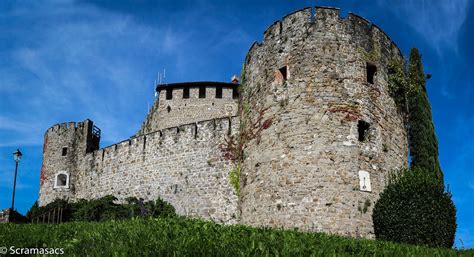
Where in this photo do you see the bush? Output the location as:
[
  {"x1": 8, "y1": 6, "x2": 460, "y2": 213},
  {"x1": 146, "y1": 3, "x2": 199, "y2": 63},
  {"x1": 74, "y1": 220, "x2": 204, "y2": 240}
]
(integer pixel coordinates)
[
  {"x1": 7, "y1": 209, "x2": 28, "y2": 224},
  {"x1": 26, "y1": 196, "x2": 176, "y2": 223},
  {"x1": 373, "y1": 168, "x2": 456, "y2": 248}
]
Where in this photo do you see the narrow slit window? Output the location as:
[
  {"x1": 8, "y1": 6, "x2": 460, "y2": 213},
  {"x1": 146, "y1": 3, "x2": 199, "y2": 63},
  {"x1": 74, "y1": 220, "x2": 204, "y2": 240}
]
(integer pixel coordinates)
[
  {"x1": 183, "y1": 88, "x2": 190, "y2": 99},
  {"x1": 232, "y1": 87, "x2": 239, "y2": 99},
  {"x1": 366, "y1": 63, "x2": 377, "y2": 84},
  {"x1": 358, "y1": 120, "x2": 370, "y2": 142},
  {"x1": 166, "y1": 89, "x2": 173, "y2": 100},
  {"x1": 279, "y1": 66, "x2": 288, "y2": 81},
  {"x1": 215, "y1": 87, "x2": 223, "y2": 99},
  {"x1": 167, "y1": 106, "x2": 171, "y2": 113},
  {"x1": 199, "y1": 86, "x2": 206, "y2": 98},
  {"x1": 62, "y1": 147, "x2": 68, "y2": 156}
]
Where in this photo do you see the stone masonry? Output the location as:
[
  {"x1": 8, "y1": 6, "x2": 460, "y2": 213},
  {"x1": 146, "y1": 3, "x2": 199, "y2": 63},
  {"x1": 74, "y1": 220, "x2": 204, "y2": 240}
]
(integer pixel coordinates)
[
  {"x1": 239, "y1": 7, "x2": 408, "y2": 238},
  {"x1": 38, "y1": 6, "x2": 408, "y2": 238}
]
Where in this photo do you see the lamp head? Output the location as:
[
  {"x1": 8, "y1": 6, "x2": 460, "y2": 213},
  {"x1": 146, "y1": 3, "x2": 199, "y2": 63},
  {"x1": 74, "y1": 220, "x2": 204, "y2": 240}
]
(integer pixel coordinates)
[{"x1": 13, "y1": 149, "x2": 22, "y2": 162}]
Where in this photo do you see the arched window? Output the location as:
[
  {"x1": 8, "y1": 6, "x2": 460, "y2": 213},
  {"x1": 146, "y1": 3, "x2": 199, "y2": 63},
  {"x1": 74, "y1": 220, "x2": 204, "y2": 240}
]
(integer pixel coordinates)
[{"x1": 54, "y1": 172, "x2": 70, "y2": 189}]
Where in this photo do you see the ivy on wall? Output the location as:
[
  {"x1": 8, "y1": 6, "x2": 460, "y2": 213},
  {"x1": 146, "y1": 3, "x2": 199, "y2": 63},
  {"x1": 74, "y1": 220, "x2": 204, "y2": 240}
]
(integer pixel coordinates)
[{"x1": 387, "y1": 48, "x2": 443, "y2": 182}]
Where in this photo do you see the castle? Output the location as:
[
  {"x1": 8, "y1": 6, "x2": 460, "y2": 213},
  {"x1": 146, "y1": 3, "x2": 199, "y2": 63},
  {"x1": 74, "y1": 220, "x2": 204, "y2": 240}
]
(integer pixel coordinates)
[{"x1": 38, "y1": 7, "x2": 408, "y2": 238}]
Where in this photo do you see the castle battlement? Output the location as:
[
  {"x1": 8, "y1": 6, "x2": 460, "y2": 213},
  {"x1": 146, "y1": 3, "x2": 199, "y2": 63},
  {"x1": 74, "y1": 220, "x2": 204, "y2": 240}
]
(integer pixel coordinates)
[
  {"x1": 89, "y1": 116, "x2": 238, "y2": 163},
  {"x1": 253, "y1": 7, "x2": 402, "y2": 65},
  {"x1": 137, "y1": 82, "x2": 239, "y2": 136}
]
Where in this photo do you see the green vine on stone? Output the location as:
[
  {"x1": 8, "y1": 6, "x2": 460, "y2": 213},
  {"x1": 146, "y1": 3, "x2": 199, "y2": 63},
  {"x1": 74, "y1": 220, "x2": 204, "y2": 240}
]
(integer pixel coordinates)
[
  {"x1": 228, "y1": 164, "x2": 241, "y2": 198},
  {"x1": 358, "y1": 47, "x2": 381, "y2": 63}
]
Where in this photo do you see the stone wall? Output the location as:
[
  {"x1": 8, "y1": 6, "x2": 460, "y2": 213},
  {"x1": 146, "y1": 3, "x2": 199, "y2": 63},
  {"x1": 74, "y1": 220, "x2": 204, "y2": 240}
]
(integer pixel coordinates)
[
  {"x1": 39, "y1": 117, "x2": 239, "y2": 224},
  {"x1": 137, "y1": 83, "x2": 239, "y2": 135},
  {"x1": 39, "y1": 120, "x2": 99, "y2": 205},
  {"x1": 239, "y1": 7, "x2": 408, "y2": 238}
]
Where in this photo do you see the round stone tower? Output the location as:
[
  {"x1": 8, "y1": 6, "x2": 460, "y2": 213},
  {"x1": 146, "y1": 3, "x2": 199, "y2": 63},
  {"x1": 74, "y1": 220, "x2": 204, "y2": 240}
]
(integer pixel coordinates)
[
  {"x1": 239, "y1": 7, "x2": 408, "y2": 238},
  {"x1": 38, "y1": 120, "x2": 100, "y2": 206}
]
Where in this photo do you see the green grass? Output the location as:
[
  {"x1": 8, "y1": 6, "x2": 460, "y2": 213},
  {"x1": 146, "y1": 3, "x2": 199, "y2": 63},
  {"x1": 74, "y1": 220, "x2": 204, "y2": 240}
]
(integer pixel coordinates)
[{"x1": 0, "y1": 217, "x2": 472, "y2": 256}]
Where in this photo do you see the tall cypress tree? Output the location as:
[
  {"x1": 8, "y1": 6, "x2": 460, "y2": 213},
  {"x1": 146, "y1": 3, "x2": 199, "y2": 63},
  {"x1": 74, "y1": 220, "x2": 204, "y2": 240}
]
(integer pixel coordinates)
[{"x1": 407, "y1": 48, "x2": 443, "y2": 182}]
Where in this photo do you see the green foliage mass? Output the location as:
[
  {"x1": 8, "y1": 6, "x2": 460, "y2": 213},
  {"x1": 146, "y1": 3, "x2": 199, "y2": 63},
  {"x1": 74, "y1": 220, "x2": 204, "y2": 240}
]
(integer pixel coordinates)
[
  {"x1": 377, "y1": 48, "x2": 455, "y2": 248},
  {"x1": 26, "y1": 195, "x2": 175, "y2": 223},
  {"x1": 229, "y1": 164, "x2": 241, "y2": 198},
  {"x1": 387, "y1": 59, "x2": 409, "y2": 112},
  {"x1": 387, "y1": 49, "x2": 443, "y2": 181},
  {"x1": 373, "y1": 168, "x2": 456, "y2": 248},
  {"x1": 407, "y1": 49, "x2": 443, "y2": 181},
  {"x1": 1, "y1": 216, "x2": 471, "y2": 256}
]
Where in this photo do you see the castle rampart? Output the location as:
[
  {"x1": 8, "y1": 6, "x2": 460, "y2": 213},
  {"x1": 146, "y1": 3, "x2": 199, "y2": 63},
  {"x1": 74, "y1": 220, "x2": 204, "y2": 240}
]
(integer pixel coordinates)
[
  {"x1": 38, "y1": 6, "x2": 410, "y2": 238},
  {"x1": 39, "y1": 117, "x2": 239, "y2": 223},
  {"x1": 239, "y1": 7, "x2": 408, "y2": 238}
]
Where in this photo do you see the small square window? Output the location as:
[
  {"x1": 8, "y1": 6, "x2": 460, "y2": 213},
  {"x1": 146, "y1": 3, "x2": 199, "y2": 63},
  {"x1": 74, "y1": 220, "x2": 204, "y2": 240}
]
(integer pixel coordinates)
[
  {"x1": 216, "y1": 87, "x2": 223, "y2": 99},
  {"x1": 62, "y1": 147, "x2": 68, "y2": 156},
  {"x1": 199, "y1": 86, "x2": 206, "y2": 98},
  {"x1": 183, "y1": 88, "x2": 190, "y2": 99},
  {"x1": 166, "y1": 89, "x2": 173, "y2": 100}
]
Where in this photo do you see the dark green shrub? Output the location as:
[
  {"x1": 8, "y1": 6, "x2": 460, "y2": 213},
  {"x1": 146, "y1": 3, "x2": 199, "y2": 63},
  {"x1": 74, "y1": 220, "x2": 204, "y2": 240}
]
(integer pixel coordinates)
[
  {"x1": 373, "y1": 168, "x2": 456, "y2": 248},
  {"x1": 70, "y1": 195, "x2": 129, "y2": 221},
  {"x1": 26, "y1": 196, "x2": 176, "y2": 223},
  {"x1": 7, "y1": 209, "x2": 28, "y2": 224}
]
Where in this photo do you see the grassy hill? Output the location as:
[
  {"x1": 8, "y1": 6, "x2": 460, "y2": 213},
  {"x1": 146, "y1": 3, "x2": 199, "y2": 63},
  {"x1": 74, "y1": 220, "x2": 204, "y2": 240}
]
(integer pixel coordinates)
[{"x1": 0, "y1": 217, "x2": 472, "y2": 256}]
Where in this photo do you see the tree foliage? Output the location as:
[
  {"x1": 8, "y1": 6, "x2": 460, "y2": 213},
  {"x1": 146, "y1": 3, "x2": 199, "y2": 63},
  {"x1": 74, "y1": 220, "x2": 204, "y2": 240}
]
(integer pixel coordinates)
[
  {"x1": 26, "y1": 196, "x2": 175, "y2": 223},
  {"x1": 373, "y1": 168, "x2": 456, "y2": 248},
  {"x1": 407, "y1": 49, "x2": 443, "y2": 181},
  {"x1": 377, "y1": 48, "x2": 456, "y2": 247}
]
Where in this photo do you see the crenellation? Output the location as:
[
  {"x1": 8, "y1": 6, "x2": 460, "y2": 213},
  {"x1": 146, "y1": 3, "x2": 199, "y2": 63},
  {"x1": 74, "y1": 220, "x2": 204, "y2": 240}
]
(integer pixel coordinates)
[{"x1": 314, "y1": 6, "x2": 341, "y2": 22}]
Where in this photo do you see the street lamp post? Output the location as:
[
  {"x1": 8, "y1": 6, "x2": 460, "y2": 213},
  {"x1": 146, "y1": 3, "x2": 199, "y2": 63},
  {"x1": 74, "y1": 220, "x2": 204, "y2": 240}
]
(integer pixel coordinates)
[{"x1": 11, "y1": 149, "x2": 22, "y2": 212}]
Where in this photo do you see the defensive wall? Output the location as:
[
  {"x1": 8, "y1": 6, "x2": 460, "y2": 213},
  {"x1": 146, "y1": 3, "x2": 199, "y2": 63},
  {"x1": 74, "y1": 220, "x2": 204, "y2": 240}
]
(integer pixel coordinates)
[{"x1": 39, "y1": 117, "x2": 240, "y2": 224}]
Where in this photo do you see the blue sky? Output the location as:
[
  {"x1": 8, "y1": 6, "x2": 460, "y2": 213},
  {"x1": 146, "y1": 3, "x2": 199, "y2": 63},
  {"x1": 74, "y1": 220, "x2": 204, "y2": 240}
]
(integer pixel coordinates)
[{"x1": 0, "y1": 0, "x2": 472, "y2": 248}]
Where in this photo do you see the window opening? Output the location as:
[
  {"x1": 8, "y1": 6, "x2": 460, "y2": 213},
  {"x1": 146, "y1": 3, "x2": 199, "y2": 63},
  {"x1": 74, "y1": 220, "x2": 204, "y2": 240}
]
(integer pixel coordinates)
[
  {"x1": 358, "y1": 120, "x2": 370, "y2": 142},
  {"x1": 54, "y1": 173, "x2": 69, "y2": 188},
  {"x1": 167, "y1": 106, "x2": 171, "y2": 113},
  {"x1": 279, "y1": 66, "x2": 288, "y2": 81},
  {"x1": 366, "y1": 63, "x2": 377, "y2": 84},
  {"x1": 62, "y1": 147, "x2": 68, "y2": 156}
]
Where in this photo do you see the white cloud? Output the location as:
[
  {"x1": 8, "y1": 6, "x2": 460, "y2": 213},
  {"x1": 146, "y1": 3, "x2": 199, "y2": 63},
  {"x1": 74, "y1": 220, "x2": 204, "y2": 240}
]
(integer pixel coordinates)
[{"x1": 377, "y1": 0, "x2": 469, "y2": 53}]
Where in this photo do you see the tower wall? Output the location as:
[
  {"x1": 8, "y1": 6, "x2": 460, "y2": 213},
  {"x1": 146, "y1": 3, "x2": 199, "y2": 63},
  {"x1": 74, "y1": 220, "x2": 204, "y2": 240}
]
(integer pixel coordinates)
[
  {"x1": 137, "y1": 83, "x2": 239, "y2": 135},
  {"x1": 239, "y1": 7, "x2": 408, "y2": 238},
  {"x1": 39, "y1": 120, "x2": 99, "y2": 206}
]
